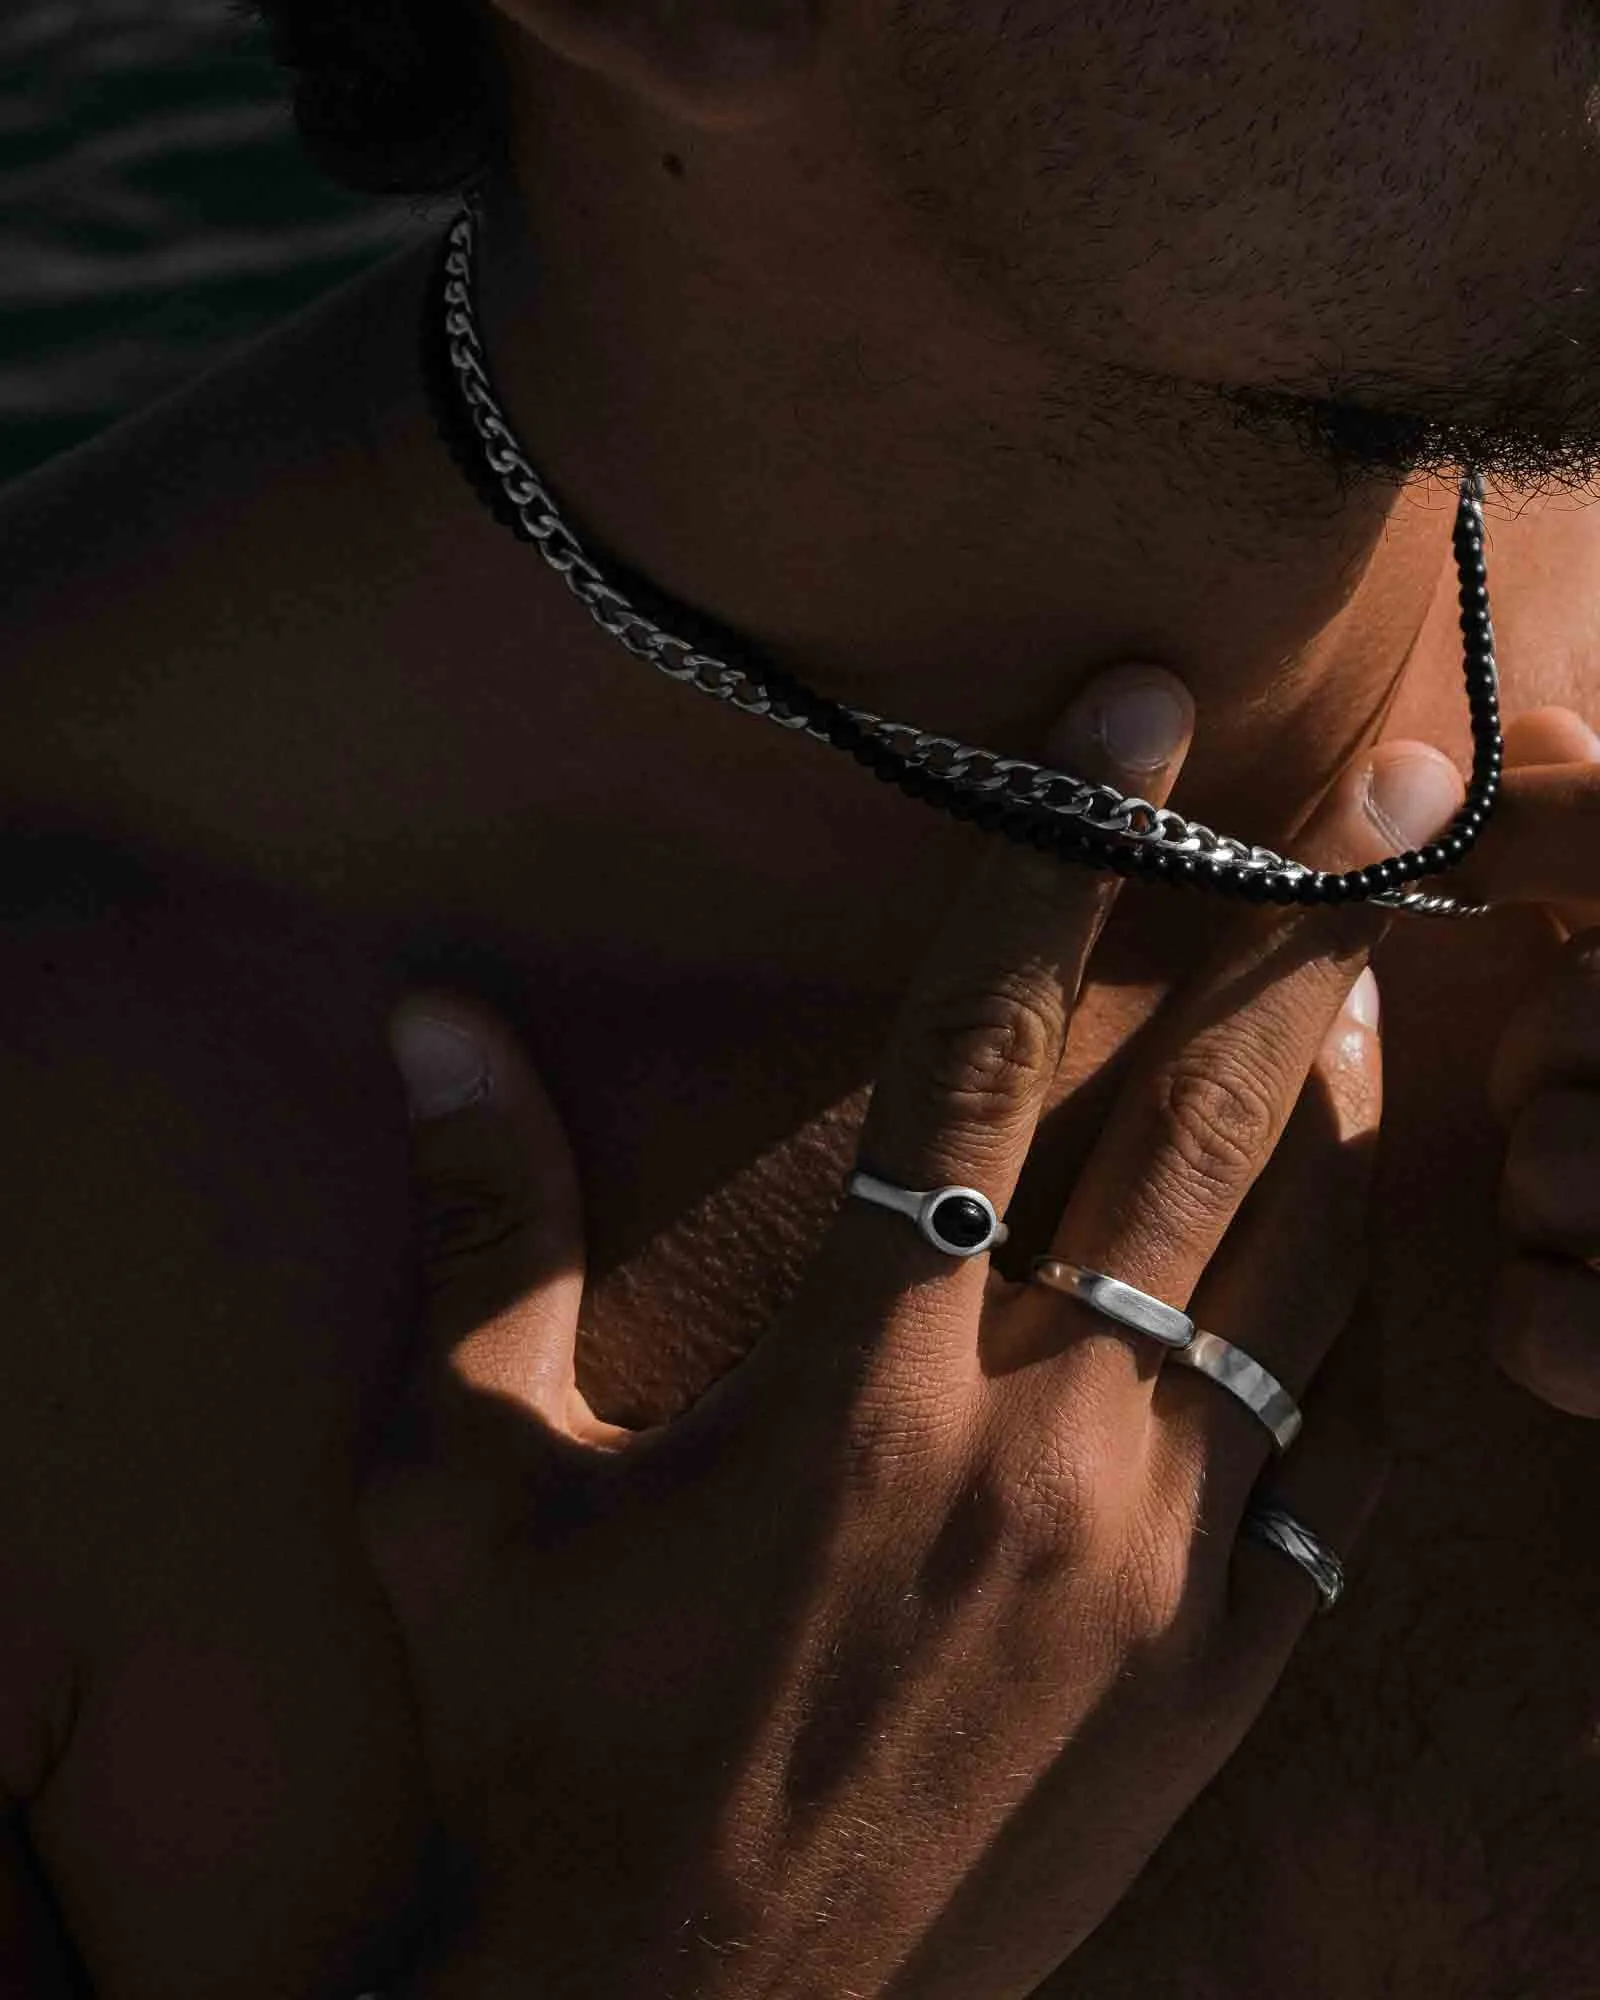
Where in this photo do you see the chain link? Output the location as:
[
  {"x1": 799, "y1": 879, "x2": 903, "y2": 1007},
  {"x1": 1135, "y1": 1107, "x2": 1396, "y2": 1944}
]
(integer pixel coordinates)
[{"x1": 440, "y1": 209, "x2": 1489, "y2": 918}]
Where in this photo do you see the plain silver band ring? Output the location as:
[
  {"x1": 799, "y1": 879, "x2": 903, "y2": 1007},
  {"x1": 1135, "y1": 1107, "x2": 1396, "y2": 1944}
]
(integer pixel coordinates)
[
  {"x1": 1242, "y1": 1503, "x2": 1346, "y2": 1611},
  {"x1": 1166, "y1": 1329, "x2": 1303, "y2": 1452},
  {"x1": 846, "y1": 1171, "x2": 1009, "y2": 1259},
  {"x1": 1030, "y1": 1261, "x2": 1302, "y2": 1451},
  {"x1": 1030, "y1": 1260, "x2": 1195, "y2": 1349}
]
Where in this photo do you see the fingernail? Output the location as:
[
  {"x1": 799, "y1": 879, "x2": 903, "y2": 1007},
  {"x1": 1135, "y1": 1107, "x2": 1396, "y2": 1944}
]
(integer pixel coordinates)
[
  {"x1": 1344, "y1": 967, "x2": 1381, "y2": 1031},
  {"x1": 389, "y1": 1013, "x2": 492, "y2": 1120},
  {"x1": 1052, "y1": 665, "x2": 1193, "y2": 774},
  {"x1": 1363, "y1": 747, "x2": 1464, "y2": 849}
]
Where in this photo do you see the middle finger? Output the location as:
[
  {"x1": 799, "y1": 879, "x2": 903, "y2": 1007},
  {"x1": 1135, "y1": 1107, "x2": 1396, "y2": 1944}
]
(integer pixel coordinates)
[{"x1": 1016, "y1": 740, "x2": 1462, "y2": 1421}]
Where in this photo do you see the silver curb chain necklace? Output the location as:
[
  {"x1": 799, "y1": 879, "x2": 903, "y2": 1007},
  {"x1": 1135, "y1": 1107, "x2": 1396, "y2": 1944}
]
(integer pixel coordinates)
[{"x1": 430, "y1": 198, "x2": 1501, "y2": 920}]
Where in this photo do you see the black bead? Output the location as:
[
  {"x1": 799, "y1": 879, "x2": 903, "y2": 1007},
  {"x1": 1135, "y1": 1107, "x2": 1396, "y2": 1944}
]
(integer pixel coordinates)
[
  {"x1": 1392, "y1": 850, "x2": 1428, "y2": 881},
  {"x1": 1267, "y1": 873, "x2": 1299, "y2": 904},
  {"x1": 1362, "y1": 861, "x2": 1399, "y2": 892},
  {"x1": 1338, "y1": 869, "x2": 1372, "y2": 899},
  {"x1": 1169, "y1": 853, "x2": 1198, "y2": 883},
  {"x1": 1442, "y1": 833, "x2": 1469, "y2": 863},
  {"x1": 929, "y1": 1194, "x2": 992, "y2": 1252},
  {"x1": 1239, "y1": 872, "x2": 1273, "y2": 902}
]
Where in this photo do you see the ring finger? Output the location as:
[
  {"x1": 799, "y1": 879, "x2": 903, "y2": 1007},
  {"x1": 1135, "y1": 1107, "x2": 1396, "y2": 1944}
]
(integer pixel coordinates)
[
  {"x1": 1154, "y1": 963, "x2": 1382, "y2": 1523},
  {"x1": 1012, "y1": 740, "x2": 1459, "y2": 1434}
]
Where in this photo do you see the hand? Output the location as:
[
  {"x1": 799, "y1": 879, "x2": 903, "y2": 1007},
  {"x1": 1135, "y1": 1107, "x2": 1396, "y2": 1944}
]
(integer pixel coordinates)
[
  {"x1": 364, "y1": 664, "x2": 1452, "y2": 2000},
  {"x1": 1470, "y1": 706, "x2": 1600, "y2": 1416}
]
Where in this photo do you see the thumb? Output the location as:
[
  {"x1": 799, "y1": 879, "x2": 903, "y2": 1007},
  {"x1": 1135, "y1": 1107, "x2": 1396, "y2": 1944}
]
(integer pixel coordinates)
[{"x1": 388, "y1": 992, "x2": 603, "y2": 1441}]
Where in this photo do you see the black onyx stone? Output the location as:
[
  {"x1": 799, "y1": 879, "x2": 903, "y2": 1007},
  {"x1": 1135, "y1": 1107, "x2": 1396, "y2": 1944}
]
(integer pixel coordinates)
[{"x1": 930, "y1": 1194, "x2": 992, "y2": 1251}]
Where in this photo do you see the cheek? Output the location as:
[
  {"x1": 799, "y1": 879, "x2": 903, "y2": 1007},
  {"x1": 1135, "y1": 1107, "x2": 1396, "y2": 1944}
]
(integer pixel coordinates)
[{"x1": 850, "y1": 0, "x2": 1600, "y2": 389}]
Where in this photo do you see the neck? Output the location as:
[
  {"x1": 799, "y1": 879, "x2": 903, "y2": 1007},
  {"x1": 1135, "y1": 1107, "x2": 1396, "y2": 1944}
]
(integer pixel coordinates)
[{"x1": 458, "y1": 84, "x2": 1469, "y2": 864}]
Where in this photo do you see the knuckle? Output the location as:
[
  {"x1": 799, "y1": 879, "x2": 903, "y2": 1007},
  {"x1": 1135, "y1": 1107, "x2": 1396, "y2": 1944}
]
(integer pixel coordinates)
[
  {"x1": 895, "y1": 973, "x2": 1064, "y2": 1140},
  {"x1": 1003, "y1": 1439, "x2": 1097, "y2": 1572},
  {"x1": 1151, "y1": 1051, "x2": 1280, "y2": 1212},
  {"x1": 1112, "y1": 1515, "x2": 1202, "y2": 1651},
  {"x1": 984, "y1": 1413, "x2": 1119, "y2": 1584},
  {"x1": 417, "y1": 1164, "x2": 539, "y2": 1278}
]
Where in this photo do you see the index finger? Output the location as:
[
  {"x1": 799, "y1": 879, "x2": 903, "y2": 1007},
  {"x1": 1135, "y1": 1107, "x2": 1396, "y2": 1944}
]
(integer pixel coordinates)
[{"x1": 796, "y1": 664, "x2": 1195, "y2": 1347}]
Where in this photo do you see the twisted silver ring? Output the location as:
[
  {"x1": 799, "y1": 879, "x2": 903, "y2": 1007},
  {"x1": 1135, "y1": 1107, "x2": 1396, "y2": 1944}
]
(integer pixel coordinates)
[
  {"x1": 1030, "y1": 1260, "x2": 1302, "y2": 1451},
  {"x1": 1242, "y1": 1503, "x2": 1346, "y2": 1611},
  {"x1": 847, "y1": 1170, "x2": 1009, "y2": 1259}
]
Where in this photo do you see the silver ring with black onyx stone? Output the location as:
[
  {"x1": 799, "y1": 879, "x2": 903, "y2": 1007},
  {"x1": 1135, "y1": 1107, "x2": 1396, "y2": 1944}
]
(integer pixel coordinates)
[{"x1": 845, "y1": 1170, "x2": 1010, "y2": 1259}]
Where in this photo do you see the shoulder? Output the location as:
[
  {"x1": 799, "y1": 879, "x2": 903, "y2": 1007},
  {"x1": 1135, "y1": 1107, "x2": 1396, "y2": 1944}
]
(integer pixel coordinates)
[{"x1": 0, "y1": 230, "x2": 441, "y2": 842}]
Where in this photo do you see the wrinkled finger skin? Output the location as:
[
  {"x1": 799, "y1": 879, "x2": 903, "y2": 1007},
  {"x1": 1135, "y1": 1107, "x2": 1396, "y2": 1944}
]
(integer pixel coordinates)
[{"x1": 366, "y1": 746, "x2": 1418, "y2": 2000}]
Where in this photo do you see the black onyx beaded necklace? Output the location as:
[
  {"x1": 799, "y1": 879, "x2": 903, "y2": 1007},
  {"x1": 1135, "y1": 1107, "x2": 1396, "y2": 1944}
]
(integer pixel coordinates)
[{"x1": 426, "y1": 199, "x2": 1501, "y2": 919}]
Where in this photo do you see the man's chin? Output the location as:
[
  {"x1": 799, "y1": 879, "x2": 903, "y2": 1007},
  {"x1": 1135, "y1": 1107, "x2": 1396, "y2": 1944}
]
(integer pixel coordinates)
[{"x1": 1223, "y1": 380, "x2": 1600, "y2": 498}]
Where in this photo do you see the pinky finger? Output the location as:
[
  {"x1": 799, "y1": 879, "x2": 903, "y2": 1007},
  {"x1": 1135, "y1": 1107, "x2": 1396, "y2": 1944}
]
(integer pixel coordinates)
[
  {"x1": 1492, "y1": 1255, "x2": 1600, "y2": 1420},
  {"x1": 1217, "y1": 1297, "x2": 1392, "y2": 1692}
]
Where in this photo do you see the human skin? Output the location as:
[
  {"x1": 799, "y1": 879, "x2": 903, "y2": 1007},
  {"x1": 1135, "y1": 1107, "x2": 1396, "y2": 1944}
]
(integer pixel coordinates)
[{"x1": 0, "y1": 0, "x2": 1596, "y2": 1990}]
